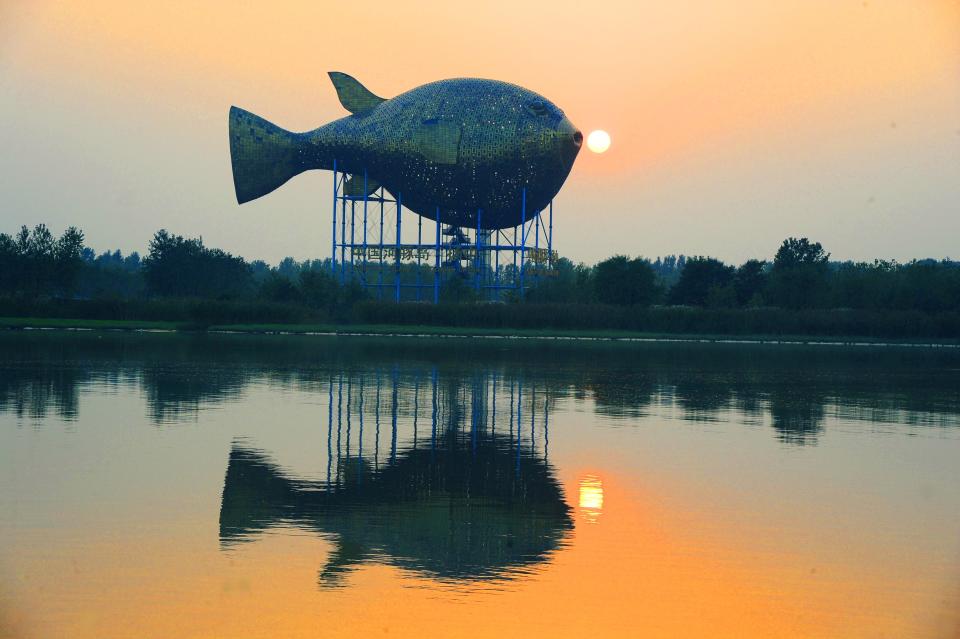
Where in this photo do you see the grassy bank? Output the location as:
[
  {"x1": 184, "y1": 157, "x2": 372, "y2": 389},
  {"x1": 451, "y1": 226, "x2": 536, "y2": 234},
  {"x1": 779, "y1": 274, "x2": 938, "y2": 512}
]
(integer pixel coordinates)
[
  {"x1": 0, "y1": 317, "x2": 189, "y2": 331},
  {"x1": 352, "y1": 302, "x2": 960, "y2": 340},
  {"x1": 2, "y1": 297, "x2": 959, "y2": 343},
  {"x1": 2, "y1": 316, "x2": 958, "y2": 345}
]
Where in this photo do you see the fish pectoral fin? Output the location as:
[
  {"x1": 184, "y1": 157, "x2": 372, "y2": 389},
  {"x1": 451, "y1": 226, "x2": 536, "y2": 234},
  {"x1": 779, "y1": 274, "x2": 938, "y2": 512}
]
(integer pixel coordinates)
[
  {"x1": 343, "y1": 175, "x2": 382, "y2": 197},
  {"x1": 413, "y1": 119, "x2": 461, "y2": 165},
  {"x1": 327, "y1": 71, "x2": 386, "y2": 116}
]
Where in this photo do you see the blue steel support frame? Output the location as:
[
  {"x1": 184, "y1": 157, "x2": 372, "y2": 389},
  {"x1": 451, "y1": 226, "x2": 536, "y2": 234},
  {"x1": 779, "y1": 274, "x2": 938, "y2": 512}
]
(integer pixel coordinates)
[
  {"x1": 378, "y1": 195, "x2": 384, "y2": 299},
  {"x1": 534, "y1": 204, "x2": 540, "y2": 290},
  {"x1": 395, "y1": 193, "x2": 402, "y2": 303},
  {"x1": 548, "y1": 201, "x2": 553, "y2": 269},
  {"x1": 362, "y1": 170, "x2": 368, "y2": 285},
  {"x1": 519, "y1": 188, "x2": 527, "y2": 299},
  {"x1": 340, "y1": 192, "x2": 347, "y2": 284},
  {"x1": 474, "y1": 209, "x2": 482, "y2": 293},
  {"x1": 350, "y1": 199, "x2": 356, "y2": 280},
  {"x1": 416, "y1": 213, "x2": 423, "y2": 301},
  {"x1": 330, "y1": 160, "x2": 338, "y2": 275},
  {"x1": 434, "y1": 206, "x2": 440, "y2": 304},
  {"x1": 331, "y1": 172, "x2": 552, "y2": 303}
]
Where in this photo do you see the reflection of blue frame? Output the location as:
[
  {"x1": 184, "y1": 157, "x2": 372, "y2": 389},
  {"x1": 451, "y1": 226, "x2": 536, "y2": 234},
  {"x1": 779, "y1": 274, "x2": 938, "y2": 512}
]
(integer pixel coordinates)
[{"x1": 321, "y1": 369, "x2": 554, "y2": 483}]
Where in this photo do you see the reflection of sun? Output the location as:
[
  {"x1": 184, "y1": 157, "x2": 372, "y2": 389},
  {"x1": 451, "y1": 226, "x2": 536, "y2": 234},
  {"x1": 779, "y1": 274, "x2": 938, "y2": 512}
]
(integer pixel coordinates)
[{"x1": 578, "y1": 475, "x2": 604, "y2": 523}]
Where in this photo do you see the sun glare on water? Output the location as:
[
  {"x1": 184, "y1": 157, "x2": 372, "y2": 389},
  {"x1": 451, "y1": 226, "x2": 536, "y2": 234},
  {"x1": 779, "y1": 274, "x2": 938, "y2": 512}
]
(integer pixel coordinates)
[
  {"x1": 586, "y1": 130, "x2": 611, "y2": 153},
  {"x1": 578, "y1": 475, "x2": 604, "y2": 523}
]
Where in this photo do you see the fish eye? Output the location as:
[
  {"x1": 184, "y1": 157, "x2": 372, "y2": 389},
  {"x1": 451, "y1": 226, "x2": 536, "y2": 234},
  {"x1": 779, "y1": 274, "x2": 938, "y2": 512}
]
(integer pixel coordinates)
[{"x1": 525, "y1": 101, "x2": 549, "y2": 117}]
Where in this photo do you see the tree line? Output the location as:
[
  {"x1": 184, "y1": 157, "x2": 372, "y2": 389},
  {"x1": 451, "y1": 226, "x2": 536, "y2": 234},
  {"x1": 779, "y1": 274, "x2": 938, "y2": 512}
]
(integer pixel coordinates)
[
  {"x1": 528, "y1": 238, "x2": 960, "y2": 313},
  {"x1": 2, "y1": 224, "x2": 958, "y2": 317}
]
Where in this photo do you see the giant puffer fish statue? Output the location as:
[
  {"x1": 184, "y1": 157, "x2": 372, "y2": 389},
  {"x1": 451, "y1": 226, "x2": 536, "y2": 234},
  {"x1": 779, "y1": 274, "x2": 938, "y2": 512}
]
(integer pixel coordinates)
[{"x1": 229, "y1": 72, "x2": 582, "y2": 230}]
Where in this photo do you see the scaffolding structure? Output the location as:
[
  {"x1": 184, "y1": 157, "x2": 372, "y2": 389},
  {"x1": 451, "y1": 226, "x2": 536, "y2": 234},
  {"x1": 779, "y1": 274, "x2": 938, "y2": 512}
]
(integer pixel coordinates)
[{"x1": 329, "y1": 162, "x2": 556, "y2": 302}]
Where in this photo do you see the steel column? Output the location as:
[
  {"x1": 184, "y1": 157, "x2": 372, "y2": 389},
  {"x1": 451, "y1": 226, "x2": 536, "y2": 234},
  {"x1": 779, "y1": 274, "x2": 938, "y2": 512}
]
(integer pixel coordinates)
[
  {"x1": 434, "y1": 208, "x2": 440, "y2": 304},
  {"x1": 331, "y1": 161, "x2": 337, "y2": 275},
  {"x1": 395, "y1": 193, "x2": 402, "y2": 302}
]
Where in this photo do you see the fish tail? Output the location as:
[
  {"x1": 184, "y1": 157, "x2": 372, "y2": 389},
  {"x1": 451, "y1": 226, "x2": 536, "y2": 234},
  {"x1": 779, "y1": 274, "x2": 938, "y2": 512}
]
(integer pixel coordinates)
[{"x1": 228, "y1": 106, "x2": 309, "y2": 204}]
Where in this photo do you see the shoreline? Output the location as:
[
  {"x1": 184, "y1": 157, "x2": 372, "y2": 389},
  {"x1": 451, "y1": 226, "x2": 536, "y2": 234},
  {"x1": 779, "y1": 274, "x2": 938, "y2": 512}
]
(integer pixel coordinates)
[{"x1": 1, "y1": 316, "x2": 958, "y2": 348}]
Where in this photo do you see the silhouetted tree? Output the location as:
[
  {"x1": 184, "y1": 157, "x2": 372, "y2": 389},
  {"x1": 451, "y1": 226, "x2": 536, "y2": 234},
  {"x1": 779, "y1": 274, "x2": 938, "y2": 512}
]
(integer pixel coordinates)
[
  {"x1": 651, "y1": 254, "x2": 686, "y2": 288},
  {"x1": 276, "y1": 257, "x2": 300, "y2": 281},
  {"x1": 0, "y1": 224, "x2": 84, "y2": 297},
  {"x1": 894, "y1": 260, "x2": 960, "y2": 313},
  {"x1": 142, "y1": 230, "x2": 252, "y2": 298},
  {"x1": 76, "y1": 247, "x2": 144, "y2": 299},
  {"x1": 249, "y1": 260, "x2": 271, "y2": 285},
  {"x1": 299, "y1": 269, "x2": 340, "y2": 308},
  {"x1": 22, "y1": 224, "x2": 55, "y2": 295},
  {"x1": 668, "y1": 257, "x2": 734, "y2": 306},
  {"x1": 593, "y1": 256, "x2": 659, "y2": 306},
  {"x1": 525, "y1": 258, "x2": 594, "y2": 304},
  {"x1": 0, "y1": 233, "x2": 19, "y2": 294},
  {"x1": 767, "y1": 237, "x2": 830, "y2": 309},
  {"x1": 53, "y1": 226, "x2": 85, "y2": 295},
  {"x1": 831, "y1": 260, "x2": 895, "y2": 310},
  {"x1": 733, "y1": 259, "x2": 767, "y2": 306},
  {"x1": 440, "y1": 273, "x2": 480, "y2": 304},
  {"x1": 259, "y1": 272, "x2": 302, "y2": 304}
]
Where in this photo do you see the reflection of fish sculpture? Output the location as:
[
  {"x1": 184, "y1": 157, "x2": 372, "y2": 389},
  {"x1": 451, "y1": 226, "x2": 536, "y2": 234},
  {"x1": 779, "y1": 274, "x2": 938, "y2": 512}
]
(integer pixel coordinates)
[
  {"x1": 229, "y1": 73, "x2": 582, "y2": 229},
  {"x1": 219, "y1": 434, "x2": 571, "y2": 584}
]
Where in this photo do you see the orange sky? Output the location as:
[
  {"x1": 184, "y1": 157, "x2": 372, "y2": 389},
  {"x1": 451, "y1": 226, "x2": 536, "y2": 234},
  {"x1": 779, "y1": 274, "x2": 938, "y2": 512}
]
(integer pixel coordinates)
[{"x1": 1, "y1": 0, "x2": 958, "y2": 263}]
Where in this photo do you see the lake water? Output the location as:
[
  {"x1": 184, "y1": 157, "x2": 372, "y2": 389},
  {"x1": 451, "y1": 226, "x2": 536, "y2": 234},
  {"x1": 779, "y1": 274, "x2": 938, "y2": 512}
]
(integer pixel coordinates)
[{"x1": 1, "y1": 331, "x2": 959, "y2": 638}]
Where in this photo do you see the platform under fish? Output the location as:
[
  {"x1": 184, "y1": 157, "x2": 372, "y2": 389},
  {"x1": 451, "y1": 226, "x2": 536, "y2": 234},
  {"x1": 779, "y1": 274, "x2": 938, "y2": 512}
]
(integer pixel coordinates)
[{"x1": 229, "y1": 73, "x2": 582, "y2": 230}]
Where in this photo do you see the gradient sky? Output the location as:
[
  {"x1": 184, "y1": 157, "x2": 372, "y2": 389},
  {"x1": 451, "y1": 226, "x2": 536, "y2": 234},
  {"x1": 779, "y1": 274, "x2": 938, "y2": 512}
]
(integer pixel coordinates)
[{"x1": 1, "y1": 0, "x2": 958, "y2": 265}]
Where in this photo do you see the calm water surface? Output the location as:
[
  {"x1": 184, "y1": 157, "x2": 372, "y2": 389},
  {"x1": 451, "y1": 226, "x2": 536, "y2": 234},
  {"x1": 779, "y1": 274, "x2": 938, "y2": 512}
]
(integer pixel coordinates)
[{"x1": 1, "y1": 332, "x2": 959, "y2": 638}]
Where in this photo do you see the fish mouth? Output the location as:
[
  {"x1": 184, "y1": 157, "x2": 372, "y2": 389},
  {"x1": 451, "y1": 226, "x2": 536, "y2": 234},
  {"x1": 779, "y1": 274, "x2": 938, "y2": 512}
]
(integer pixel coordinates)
[{"x1": 555, "y1": 117, "x2": 582, "y2": 165}]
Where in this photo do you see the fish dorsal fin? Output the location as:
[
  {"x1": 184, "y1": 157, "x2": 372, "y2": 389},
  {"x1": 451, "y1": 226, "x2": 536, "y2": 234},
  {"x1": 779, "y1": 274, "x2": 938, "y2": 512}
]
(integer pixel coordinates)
[
  {"x1": 328, "y1": 72, "x2": 386, "y2": 116},
  {"x1": 413, "y1": 118, "x2": 461, "y2": 165}
]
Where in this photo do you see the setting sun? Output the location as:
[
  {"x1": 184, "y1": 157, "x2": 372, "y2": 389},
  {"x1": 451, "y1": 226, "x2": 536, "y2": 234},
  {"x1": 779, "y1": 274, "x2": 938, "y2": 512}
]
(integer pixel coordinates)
[{"x1": 586, "y1": 130, "x2": 611, "y2": 154}]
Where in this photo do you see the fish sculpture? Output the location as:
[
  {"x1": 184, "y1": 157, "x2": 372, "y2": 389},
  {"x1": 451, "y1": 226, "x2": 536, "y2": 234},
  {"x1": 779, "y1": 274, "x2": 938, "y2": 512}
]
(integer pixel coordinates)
[
  {"x1": 229, "y1": 73, "x2": 582, "y2": 229},
  {"x1": 219, "y1": 434, "x2": 572, "y2": 585}
]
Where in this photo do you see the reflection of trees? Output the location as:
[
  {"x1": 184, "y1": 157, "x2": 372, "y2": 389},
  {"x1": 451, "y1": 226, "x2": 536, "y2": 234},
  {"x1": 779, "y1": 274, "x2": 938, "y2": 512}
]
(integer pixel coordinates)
[
  {"x1": 140, "y1": 363, "x2": 248, "y2": 424},
  {"x1": 671, "y1": 372, "x2": 735, "y2": 422},
  {"x1": 1, "y1": 333, "x2": 960, "y2": 446},
  {"x1": 566, "y1": 344, "x2": 960, "y2": 446},
  {"x1": 0, "y1": 362, "x2": 83, "y2": 420},
  {"x1": 767, "y1": 384, "x2": 827, "y2": 445},
  {"x1": 585, "y1": 370, "x2": 655, "y2": 418}
]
